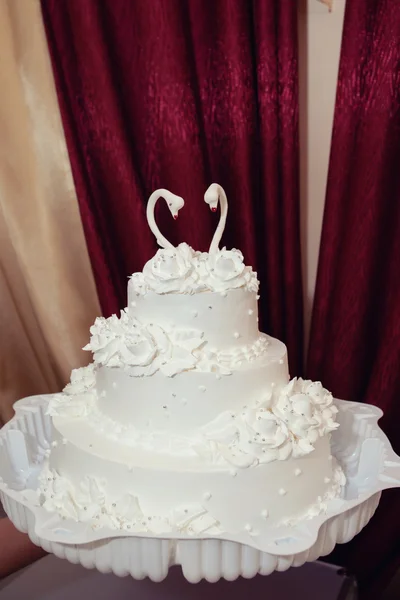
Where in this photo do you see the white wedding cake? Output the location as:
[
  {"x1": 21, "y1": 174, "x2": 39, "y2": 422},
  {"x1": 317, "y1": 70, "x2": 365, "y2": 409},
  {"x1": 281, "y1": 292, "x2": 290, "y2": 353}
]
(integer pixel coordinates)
[{"x1": 39, "y1": 184, "x2": 345, "y2": 537}]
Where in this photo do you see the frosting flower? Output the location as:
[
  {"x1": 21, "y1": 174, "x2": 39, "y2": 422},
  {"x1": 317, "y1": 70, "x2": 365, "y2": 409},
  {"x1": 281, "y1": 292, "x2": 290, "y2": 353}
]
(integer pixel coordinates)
[
  {"x1": 142, "y1": 243, "x2": 199, "y2": 293},
  {"x1": 194, "y1": 248, "x2": 258, "y2": 293},
  {"x1": 129, "y1": 272, "x2": 147, "y2": 295},
  {"x1": 63, "y1": 364, "x2": 95, "y2": 396},
  {"x1": 272, "y1": 378, "x2": 339, "y2": 456},
  {"x1": 239, "y1": 408, "x2": 293, "y2": 461},
  {"x1": 83, "y1": 310, "x2": 163, "y2": 373},
  {"x1": 118, "y1": 317, "x2": 164, "y2": 375},
  {"x1": 48, "y1": 364, "x2": 96, "y2": 418},
  {"x1": 200, "y1": 405, "x2": 292, "y2": 467},
  {"x1": 83, "y1": 314, "x2": 123, "y2": 367},
  {"x1": 83, "y1": 309, "x2": 204, "y2": 377}
]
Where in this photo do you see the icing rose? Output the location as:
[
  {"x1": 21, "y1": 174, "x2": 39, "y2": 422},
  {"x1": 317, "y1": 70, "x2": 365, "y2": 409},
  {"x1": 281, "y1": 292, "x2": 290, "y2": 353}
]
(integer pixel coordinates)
[
  {"x1": 84, "y1": 309, "x2": 204, "y2": 376},
  {"x1": 38, "y1": 467, "x2": 220, "y2": 534},
  {"x1": 83, "y1": 314, "x2": 123, "y2": 367},
  {"x1": 194, "y1": 248, "x2": 259, "y2": 293},
  {"x1": 129, "y1": 272, "x2": 147, "y2": 295},
  {"x1": 63, "y1": 364, "x2": 95, "y2": 396},
  {"x1": 272, "y1": 378, "x2": 339, "y2": 456},
  {"x1": 200, "y1": 404, "x2": 292, "y2": 467},
  {"x1": 142, "y1": 242, "x2": 199, "y2": 293},
  {"x1": 239, "y1": 407, "x2": 293, "y2": 461},
  {"x1": 83, "y1": 311, "x2": 161, "y2": 372},
  {"x1": 118, "y1": 315, "x2": 164, "y2": 375}
]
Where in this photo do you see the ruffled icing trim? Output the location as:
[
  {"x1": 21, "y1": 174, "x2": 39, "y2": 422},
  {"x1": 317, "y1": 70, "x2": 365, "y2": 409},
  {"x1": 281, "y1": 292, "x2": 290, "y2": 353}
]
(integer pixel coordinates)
[{"x1": 38, "y1": 465, "x2": 220, "y2": 535}]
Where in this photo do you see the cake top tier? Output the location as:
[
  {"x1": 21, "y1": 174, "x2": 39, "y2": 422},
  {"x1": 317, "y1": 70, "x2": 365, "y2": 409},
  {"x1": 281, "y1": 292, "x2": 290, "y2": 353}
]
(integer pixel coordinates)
[{"x1": 130, "y1": 184, "x2": 259, "y2": 296}]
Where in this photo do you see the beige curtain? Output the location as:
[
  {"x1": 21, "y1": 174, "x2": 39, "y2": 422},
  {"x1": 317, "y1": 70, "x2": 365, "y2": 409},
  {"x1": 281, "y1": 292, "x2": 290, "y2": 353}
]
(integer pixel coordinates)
[{"x1": 0, "y1": 0, "x2": 101, "y2": 424}]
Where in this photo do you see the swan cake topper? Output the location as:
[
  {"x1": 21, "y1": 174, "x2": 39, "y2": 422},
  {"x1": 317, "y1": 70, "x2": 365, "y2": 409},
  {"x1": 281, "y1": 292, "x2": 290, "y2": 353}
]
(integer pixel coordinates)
[
  {"x1": 146, "y1": 184, "x2": 228, "y2": 254},
  {"x1": 129, "y1": 184, "x2": 257, "y2": 296}
]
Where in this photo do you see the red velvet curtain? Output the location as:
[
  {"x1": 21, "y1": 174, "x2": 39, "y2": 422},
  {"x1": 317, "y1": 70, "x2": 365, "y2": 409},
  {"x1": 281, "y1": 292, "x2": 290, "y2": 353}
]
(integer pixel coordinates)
[
  {"x1": 308, "y1": 0, "x2": 400, "y2": 596},
  {"x1": 41, "y1": 0, "x2": 303, "y2": 374}
]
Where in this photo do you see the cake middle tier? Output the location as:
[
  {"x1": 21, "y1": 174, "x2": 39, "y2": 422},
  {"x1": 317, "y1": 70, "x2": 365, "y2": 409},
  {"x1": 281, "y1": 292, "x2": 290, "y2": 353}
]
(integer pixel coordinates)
[{"x1": 95, "y1": 335, "x2": 289, "y2": 436}]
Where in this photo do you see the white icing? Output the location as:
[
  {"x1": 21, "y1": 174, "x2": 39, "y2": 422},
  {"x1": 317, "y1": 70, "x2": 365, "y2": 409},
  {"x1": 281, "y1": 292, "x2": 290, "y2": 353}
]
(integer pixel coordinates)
[
  {"x1": 200, "y1": 378, "x2": 340, "y2": 467},
  {"x1": 63, "y1": 364, "x2": 96, "y2": 395},
  {"x1": 94, "y1": 337, "x2": 288, "y2": 436},
  {"x1": 127, "y1": 286, "x2": 260, "y2": 351},
  {"x1": 83, "y1": 307, "x2": 271, "y2": 375},
  {"x1": 194, "y1": 248, "x2": 258, "y2": 293},
  {"x1": 273, "y1": 378, "x2": 339, "y2": 447},
  {"x1": 281, "y1": 461, "x2": 346, "y2": 525},
  {"x1": 83, "y1": 309, "x2": 204, "y2": 377},
  {"x1": 47, "y1": 364, "x2": 96, "y2": 419},
  {"x1": 129, "y1": 245, "x2": 258, "y2": 296},
  {"x1": 38, "y1": 465, "x2": 220, "y2": 535},
  {"x1": 40, "y1": 420, "x2": 345, "y2": 532},
  {"x1": 142, "y1": 243, "x2": 199, "y2": 293}
]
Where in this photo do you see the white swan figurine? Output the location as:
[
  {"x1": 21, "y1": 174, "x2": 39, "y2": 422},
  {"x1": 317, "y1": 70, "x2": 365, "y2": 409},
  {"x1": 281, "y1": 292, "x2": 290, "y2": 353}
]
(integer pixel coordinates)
[
  {"x1": 146, "y1": 189, "x2": 184, "y2": 249},
  {"x1": 204, "y1": 183, "x2": 228, "y2": 254}
]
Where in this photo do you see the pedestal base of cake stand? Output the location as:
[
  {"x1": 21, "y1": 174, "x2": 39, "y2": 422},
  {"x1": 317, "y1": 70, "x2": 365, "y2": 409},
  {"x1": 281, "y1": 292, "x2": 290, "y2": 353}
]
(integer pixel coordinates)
[{"x1": 1, "y1": 488, "x2": 380, "y2": 583}]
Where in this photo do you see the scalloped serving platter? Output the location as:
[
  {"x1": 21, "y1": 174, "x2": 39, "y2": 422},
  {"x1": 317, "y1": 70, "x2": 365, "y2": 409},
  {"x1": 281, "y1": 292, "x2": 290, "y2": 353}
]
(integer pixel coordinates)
[{"x1": 1, "y1": 396, "x2": 399, "y2": 581}]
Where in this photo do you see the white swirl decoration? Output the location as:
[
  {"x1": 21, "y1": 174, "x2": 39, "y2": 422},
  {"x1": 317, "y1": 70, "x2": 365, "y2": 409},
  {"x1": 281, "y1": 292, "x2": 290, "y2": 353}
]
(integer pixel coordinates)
[
  {"x1": 201, "y1": 378, "x2": 339, "y2": 467},
  {"x1": 83, "y1": 309, "x2": 204, "y2": 377},
  {"x1": 47, "y1": 364, "x2": 96, "y2": 419}
]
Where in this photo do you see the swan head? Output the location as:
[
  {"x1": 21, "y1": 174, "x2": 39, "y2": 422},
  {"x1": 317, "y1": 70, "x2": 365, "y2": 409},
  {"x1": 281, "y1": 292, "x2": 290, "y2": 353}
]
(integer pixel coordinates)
[
  {"x1": 166, "y1": 193, "x2": 185, "y2": 220},
  {"x1": 204, "y1": 184, "x2": 220, "y2": 213}
]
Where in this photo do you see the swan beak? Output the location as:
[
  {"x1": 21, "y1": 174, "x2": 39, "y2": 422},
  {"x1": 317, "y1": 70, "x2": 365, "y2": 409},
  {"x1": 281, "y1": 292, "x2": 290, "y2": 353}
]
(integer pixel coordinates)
[
  {"x1": 211, "y1": 206, "x2": 217, "y2": 212},
  {"x1": 173, "y1": 214, "x2": 178, "y2": 220}
]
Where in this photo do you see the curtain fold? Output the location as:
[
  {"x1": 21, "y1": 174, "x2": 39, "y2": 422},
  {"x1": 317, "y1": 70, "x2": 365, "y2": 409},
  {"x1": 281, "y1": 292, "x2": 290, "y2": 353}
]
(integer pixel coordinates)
[
  {"x1": 308, "y1": 0, "x2": 400, "y2": 595},
  {"x1": 0, "y1": 0, "x2": 101, "y2": 424},
  {"x1": 41, "y1": 0, "x2": 303, "y2": 375}
]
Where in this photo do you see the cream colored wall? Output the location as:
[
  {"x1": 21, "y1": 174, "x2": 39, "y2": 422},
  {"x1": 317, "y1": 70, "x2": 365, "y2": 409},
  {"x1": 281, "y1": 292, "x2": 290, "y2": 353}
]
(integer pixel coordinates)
[{"x1": 298, "y1": 0, "x2": 346, "y2": 355}]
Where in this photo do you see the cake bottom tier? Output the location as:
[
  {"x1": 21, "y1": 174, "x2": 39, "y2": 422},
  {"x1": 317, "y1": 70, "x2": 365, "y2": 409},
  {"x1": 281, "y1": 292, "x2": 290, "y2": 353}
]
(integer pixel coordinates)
[{"x1": 40, "y1": 417, "x2": 344, "y2": 537}]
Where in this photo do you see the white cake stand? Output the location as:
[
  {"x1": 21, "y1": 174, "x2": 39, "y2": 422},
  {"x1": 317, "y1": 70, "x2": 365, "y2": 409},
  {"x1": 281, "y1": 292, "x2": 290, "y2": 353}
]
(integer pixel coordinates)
[{"x1": 1, "y1": 396, "x2": 399, "y2": 583}]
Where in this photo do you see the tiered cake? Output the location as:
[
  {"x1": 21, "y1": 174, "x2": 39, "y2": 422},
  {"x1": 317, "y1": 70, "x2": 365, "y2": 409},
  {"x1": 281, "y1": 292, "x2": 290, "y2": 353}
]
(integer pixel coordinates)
[{"x1": 40, "y1": 184, "x2": 344, "y2": 537}]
